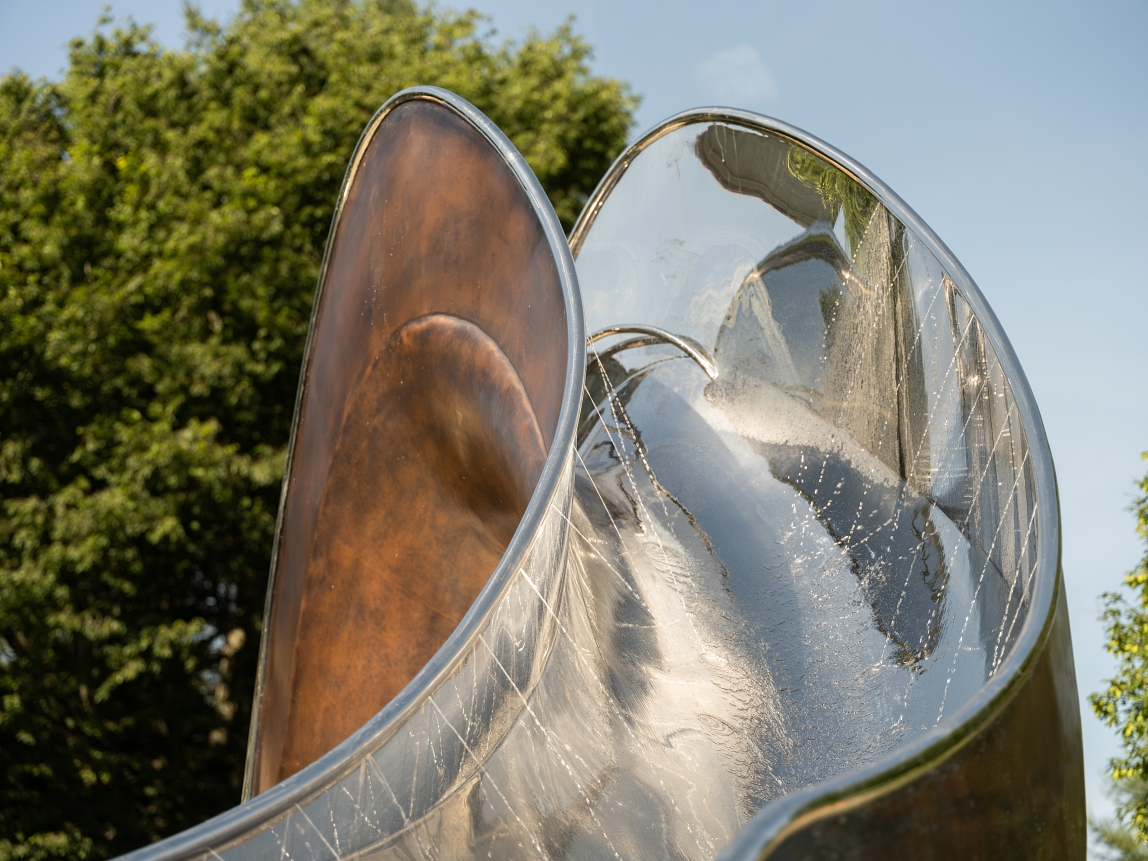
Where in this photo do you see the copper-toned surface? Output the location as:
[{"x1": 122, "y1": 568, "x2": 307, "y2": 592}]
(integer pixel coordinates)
[
  {"x1": 761, "y1": 581, "x2": 1085, "y2": 860},
  {"x1": 250, "y1": 98, "x2": 567, "y2": 792}
]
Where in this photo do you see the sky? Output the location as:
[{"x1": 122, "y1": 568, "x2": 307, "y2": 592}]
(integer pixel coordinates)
[{"x1": 3, "y1": 0, "x2": 1147, "y2": 851}]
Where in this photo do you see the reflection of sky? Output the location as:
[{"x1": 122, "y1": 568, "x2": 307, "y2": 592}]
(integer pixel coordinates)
[
  {"x1": 576, "y1": 128, "x2": 792, "y2": 342},
  {"x1": 4, "y1": 0, "x2": 1146, "y2": 849}
]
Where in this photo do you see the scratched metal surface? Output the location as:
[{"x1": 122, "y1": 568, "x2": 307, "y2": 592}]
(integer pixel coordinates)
[{"x1": 115, "y1": 100, "x2": 1053, "y2": 861}]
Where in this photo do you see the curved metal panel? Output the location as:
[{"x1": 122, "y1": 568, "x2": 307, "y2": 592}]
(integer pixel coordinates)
[
  {"x1": 114, "y1": 87, "x2": 585, "y2": 861},
  {"x1": 248, "y1": 89, "x2": 574, "y2": 793},
  {"x1": 111, "y1": 96, "x2": 1082, "y2": 861},
  {"x1": 570, "y1": 108, "x2": 1082, "y2": 858},
  {"x1": 727, "y1": 583, "x2": 1083, "y2": 859}
]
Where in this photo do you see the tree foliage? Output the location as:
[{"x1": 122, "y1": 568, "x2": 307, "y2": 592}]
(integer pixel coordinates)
[
  {"x1": 0, "y1": 3, "x2": 636, "y2": 857},
  {"x1": 1093, "y1": 777, "x2": 1148, "y2": 860},
  {"x1": 1092, "y1": 454, "x2": 1148, "y2": 844}
]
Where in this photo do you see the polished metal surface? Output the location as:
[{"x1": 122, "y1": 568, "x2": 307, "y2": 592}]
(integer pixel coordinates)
[
  {"x1": 114, "y1": 94, "x2": 1082, "y2": 861},
  {"x1": 575, "y1": 116, "x2": 1038, "y2": 739},
  {"x1": 246, "y1": 88, "x2": 572, "y2": 794},
  {"x1": 736, "y1": 581, "x2": 1082, "y2": 859},
  {"x1": 114, "y1": 85, "x2": 586, "y2": 861},
  {"x1": 587, "y1": 325, "x2": 719, "y2": 380},
  {"x1": 568, "y1": 111, "x2": 1081, "y2": 857}
]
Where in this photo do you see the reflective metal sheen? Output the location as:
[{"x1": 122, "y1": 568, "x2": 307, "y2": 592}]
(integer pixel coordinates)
[
  {"x1": 571, "y1": 111, "x2": 1083, "y2": 859},
  {"x1": 114, "y1": 95, "x2": 1083, "y2": 861}
]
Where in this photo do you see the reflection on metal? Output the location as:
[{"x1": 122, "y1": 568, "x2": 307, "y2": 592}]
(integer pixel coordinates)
[
  {"x1": 115, "y1": 89, "x2": 1084, "y2": 861},
  {"x1": 241, "y1": 86, "x2": 573, "y2": 797},
  {"x1": 587, "y1": 325, "x2": 719, "y2": 380}
]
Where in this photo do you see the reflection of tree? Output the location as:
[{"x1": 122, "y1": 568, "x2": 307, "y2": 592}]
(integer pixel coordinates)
[{"x1": 787, "y1": 148, "x2": 878, "y2": 255}]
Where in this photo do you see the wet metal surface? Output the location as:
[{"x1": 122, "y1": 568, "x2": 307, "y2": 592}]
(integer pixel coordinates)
[{"x1": 115, "y1": 95, "x2": 1081, "y2": 861}]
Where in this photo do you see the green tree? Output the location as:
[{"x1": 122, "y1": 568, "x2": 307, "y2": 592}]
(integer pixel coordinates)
[
  {"x1": 1093, "y1": 777, "x2": 1148, "y2": 860},
  {"x1": 0, "y1": 3, "x2": 636, "y2": 858},
  {"x1": 1092, "y1": 454, "x2": 1148, "y2": 845}
]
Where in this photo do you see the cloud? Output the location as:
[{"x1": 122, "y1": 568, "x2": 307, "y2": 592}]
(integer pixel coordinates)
[{"x1": 695, "y1": 45, "x2": 780, "y2": 106}]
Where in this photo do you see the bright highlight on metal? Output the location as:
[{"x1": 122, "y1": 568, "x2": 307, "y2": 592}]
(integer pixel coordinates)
[{"x1": 587, "y1": 324, "x2": 719, "y2": 380}]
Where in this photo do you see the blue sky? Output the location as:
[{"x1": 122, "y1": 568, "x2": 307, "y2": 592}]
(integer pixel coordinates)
[{"x1": 3, "y1": 0, "x2": 1147, "y2": 847}]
